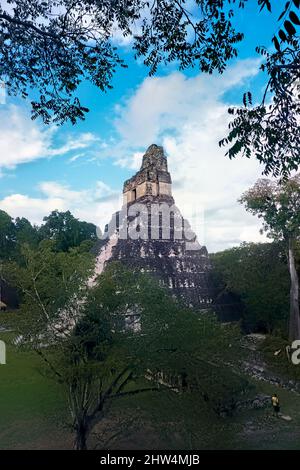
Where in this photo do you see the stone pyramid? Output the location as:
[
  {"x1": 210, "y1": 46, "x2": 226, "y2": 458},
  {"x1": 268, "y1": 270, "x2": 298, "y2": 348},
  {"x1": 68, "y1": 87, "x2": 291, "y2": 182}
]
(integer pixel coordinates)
[{"x1": 89, "y1": 144, "x2": 212, "y2": 309}]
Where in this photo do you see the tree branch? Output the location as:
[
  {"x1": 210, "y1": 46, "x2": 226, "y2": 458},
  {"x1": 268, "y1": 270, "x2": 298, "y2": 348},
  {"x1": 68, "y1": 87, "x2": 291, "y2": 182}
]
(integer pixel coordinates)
[
  {"x1": 0, "y1": 12, "x2": 61, "y2": 41},
  {"x1": 110, "y1": 386, "x2": 160, "y2": 399},
  {"x1": 273, "y1": 64, "x2": 300, "y2": 70},
  {"x1": 35, "y1": 348, "x2": 63, "y2": 380}
]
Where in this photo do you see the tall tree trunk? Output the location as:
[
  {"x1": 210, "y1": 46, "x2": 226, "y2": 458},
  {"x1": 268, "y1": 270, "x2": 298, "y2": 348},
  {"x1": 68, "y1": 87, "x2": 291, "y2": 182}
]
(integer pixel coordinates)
[
  {"x1": 74, "y1": 423, "x2": 88, "y2": 450},
  {"x1": 288, "y1": 238, "x2": 300, "y2": 342}
]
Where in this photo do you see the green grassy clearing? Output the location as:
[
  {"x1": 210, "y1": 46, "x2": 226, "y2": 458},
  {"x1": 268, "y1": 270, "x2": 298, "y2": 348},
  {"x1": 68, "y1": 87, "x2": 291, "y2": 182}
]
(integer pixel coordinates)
[
  {"x1": 0, "y1": 333, "x2": 71, "y2": 449},
  {"x1": 0, "y1": 330, "x2": 299, "y2": 450}
]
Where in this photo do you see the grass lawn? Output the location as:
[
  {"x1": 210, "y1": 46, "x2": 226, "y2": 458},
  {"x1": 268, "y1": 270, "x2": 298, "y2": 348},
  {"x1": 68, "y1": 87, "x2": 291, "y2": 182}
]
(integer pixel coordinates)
[
  {"x1": 0, "y1": 329, "x2": 300, "y2": 450},
  {"x1": 0, "y1": 332, "x2": 71, "y2": 449}
]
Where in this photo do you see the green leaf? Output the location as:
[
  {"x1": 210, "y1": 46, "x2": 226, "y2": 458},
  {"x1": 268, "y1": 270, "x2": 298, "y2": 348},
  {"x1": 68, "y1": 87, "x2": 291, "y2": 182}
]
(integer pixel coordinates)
[
  {"x1": 259, "y1": 0, "x2": 272, "y2": 12},
  {"x1": 247, "y1": 92, "x2": 253, "y2": 106},
  {"x1": 284, "y1": 20, "x2": 297, "y2": 35},
  {"x1": 278, "y1": 29, "x2": 287, "y2": 41},
  {"x1": 289, "y1": 10, "x2": 300, "y2": 25},
  {"x1": 278, "y1": 2, "x2": 291, "y2": 21},
  {"x1": 272, "y1": 36, "x2": 281, "y2": 51}
]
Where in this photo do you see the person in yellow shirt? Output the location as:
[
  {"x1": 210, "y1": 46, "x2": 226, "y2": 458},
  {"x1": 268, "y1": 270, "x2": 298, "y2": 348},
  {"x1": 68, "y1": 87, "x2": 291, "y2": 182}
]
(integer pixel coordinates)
[{"x1": 271, "y1": 393, "x2": 280, "y2": 417}]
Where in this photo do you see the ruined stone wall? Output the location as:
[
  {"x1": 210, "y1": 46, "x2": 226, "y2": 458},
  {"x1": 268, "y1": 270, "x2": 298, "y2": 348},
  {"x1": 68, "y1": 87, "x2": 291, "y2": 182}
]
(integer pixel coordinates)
[
  {"x1": 141, "y1": 144, "x2": 168, "y2": 171},
  {"x1": 110, "y1": 237, "x2": 212, "y2": 308},
  {"x1": 123, "y1": 144, "x2": 172, "y2": 205},
  {"x1": 123, "y1": 181, "x2": 172, "y2": 204},
  {"x1": 159, "y1": 182, "x2": 172, "y2": 196}
]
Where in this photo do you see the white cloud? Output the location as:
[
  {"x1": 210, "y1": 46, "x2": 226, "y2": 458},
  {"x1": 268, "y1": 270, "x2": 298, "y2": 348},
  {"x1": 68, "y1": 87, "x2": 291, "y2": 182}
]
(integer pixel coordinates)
[
  {"x1": 38, "y1": 181, "x2": 85, "y2": 201},
  {"x1": 0, "y1": 181, "x2": 121, "y2": 231},
  {"x1": 115, "y1": 151, "x2": 143, "y2": 171},
  {"x1": 48, "y1": 132, "x2": 100, "y2": 157},
  {"x1": 0, "y1": 194, "x2": 64, "y2": 224},
  {"x1": 112, "y1": 59, "x2": 267, "y2": 252},
  {"x1": 114, "y1": 59, "x2": 260, "y2": 147},
  {"x1": 0, "y1": 105, "x2": 99, "y2": 170},
  {"x1": 111, "y1": 26, "x2": 134, "y2": 47},
  {"x1": 68, "y1": 153, "x2": 85, "y2": 163}
]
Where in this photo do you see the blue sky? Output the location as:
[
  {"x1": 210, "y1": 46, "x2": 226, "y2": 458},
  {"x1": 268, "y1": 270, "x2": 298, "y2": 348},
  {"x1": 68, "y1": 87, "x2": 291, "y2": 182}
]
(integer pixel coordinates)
[{"x1": 0, "y1": 2, "x2": 284, "y2": 251}]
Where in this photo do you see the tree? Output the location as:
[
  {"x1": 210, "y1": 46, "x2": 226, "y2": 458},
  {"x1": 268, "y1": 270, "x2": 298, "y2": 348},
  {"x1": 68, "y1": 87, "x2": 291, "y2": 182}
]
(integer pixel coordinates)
[
  {"x1": 0, "y1": 209, "x2": 15, "y2": 260},
  {"x1": 0, "y1": 0, "x2": 244, "y2": 124},
  {"x1": 14, "y1": 217, "x2": 40, "y2": 248},
  {"x1": 1, "y1": 1, "x2": 299, "y2": 178},
  {"x1": 219, "y1": 29, "x2": 300, "y2": 178},
  {"x1": 211, "y1": 242, "x2": 290, "y2": 334},
  {"x1": 4, "y1": 240, "x2": 93, "y2": 337},
  {"x1": 0, "y1": 209, "x2": 96, "y2": 259},
  {"x1": 39, "y1": 210, "x2": 97, "y2": 252},
  {"x1": 240, "y1": 176, "x2": 300, "y2": 341},
  {"x1": 5, "y1": 249, "x2": 244, "y2": 449}
]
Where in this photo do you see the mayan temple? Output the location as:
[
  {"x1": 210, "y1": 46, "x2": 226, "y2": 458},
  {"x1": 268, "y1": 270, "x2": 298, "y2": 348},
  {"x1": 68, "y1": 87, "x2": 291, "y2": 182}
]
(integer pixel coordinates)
[{"x1": 89, "y1": 144, "x2": 212, "y2": 309}]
